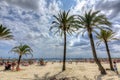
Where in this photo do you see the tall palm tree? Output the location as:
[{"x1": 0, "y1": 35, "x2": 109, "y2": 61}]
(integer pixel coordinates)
[
  {"x1": 50, "y1": 10, "x2": 79, "y2": 71},
  {"x1": 96, "y1": 29, "x2": 118, "y2": 71},
  {"x1": 0, "y1": 24, "x2": 13, "y2": 39},
  {"x1": 10, "y1": 44, "x2": 33, "y2": 71},
  {"x1": 78, "y1": 10, "x2": 111, "y2": 74}
]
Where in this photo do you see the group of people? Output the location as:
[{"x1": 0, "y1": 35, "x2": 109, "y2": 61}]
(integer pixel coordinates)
[
  {"x1": 0, "y1": 59, "x2": 119, "y2": 75},
  {"x1": 4, "y1": 61, "x2": 16, "y2": 71}
]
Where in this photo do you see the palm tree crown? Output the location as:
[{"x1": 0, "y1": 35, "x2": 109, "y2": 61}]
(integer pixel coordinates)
[
  {"x1": 78, "y1": 10, "x2": 111, "y2": 33},
  {"x1": 11, "y1": 44, "x2": 33, "y2": 56},
  {"x1": 0, "y1": 24, "x2": 13, "y2": 40},
  {"x1": 50, "y1": 10, "x2": 80, "y2": 36},
  {"x1": 96, "y1": 29, "x2": 118, "y2": 44}
]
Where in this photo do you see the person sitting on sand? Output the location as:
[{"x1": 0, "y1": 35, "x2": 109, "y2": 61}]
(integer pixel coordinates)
[
  {"x1": 4, "y1": 61, "x2": 11, "y2": 70},
  {"x1": 113, "y1": 61, "x2": 119, "y2": 74},
  {"x1": 39, "y1": 58, "x2": 45, "y2": 65},
  {"x1": 4, "y1": 62, "x2": 8, "y2": 70}
]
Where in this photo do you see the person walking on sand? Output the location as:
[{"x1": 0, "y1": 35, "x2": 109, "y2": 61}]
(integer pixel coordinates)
[{"x1": 113, "y1": 61, "x2": 119, "y2": 74}]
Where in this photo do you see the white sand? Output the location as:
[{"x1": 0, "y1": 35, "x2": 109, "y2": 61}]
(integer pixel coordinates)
[{"x1": 0, "y1": 62, "x2": 120, "y2": 80}]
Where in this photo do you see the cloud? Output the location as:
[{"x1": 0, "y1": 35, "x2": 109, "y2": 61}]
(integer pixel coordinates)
[
  {"x1": 95, "y1": 0, "x2": 120, "y2": 19},
  {"x1": 69, "y1": 36, "x2": 89, "y2": 47},
  {"x1": 71, "y1": 0, "x2": 96, "y2": 15},
  {"x1": 0, "y1": 0, "x2": 63, "y2": 58},
  {"x1": 48, "y1": 0, "x2": 61, "y2": 15},
  {"x1": 0, "y1": 0, "x2": 120, "y2": 58},
  {"x1": 4, "y1": 0, "x2": 40, "y2": 10}
]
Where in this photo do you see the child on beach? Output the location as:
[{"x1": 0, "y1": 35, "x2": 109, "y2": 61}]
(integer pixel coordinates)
[{"x1": 113, "y1": 61, "x2": 119, "y2": 74}]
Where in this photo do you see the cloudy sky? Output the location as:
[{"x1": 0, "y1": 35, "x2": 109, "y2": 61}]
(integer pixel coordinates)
[{"x1": 0, "y1": 0, "x2": 120, "y2": 59}]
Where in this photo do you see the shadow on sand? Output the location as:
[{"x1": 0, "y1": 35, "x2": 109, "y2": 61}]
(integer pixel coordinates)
[
  {"x1": 95, "y1": 74, "x2": 118, "y2": 80},
  {"x1": 20, "y1": 71, "x2": 79, "y2": 80},
  {"x1": 95, "y1": 75, "x2": 104, "y2": 80}
]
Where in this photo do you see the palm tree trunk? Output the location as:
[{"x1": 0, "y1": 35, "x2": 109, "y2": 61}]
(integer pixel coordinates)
[
  {"x1": 16, "y1": 55, "x2": 22, "y2": 71},
  {"x1": 104, "y1": 40, "x2": 114, "y2": 71},
  {"x1": 62, "y1": 31, "x2": 66, "y2": 71},
  {"x1": 88, "y1": 31, "x2": 106, "y2": 74}
]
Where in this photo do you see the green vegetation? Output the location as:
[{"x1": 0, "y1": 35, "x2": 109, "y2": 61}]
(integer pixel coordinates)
[
  {"x1": 10, "y1": 44, "x2": 33, "y2": 71},
  {"x1": 0, "y1": 24, "x2": 13, "y2": 40},
  {"x1": 76, "y1": 10, "x2": 111, "y2": 74},
  {"x1": 50, "y1": 10, "x2": 80, "y2": 71},
  {"x1": 96, "y1": 29, "x2": 119, "y2": 71}
]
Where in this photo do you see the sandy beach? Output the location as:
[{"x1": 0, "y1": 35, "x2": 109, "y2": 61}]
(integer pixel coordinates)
[{"x1": 0, "y1": 62, "x2": 120, "y2": 80}]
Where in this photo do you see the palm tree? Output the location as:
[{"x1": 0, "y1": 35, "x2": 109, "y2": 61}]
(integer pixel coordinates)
[
  {"x1": 10, "y1": 44, "x2": 33, "y2": 71},
  {"x1": 50, "y1": 10, "x2": 79, "y2": 71},
  {"x1": 96, "y1": 29, "x2": 118, "y2": 71},
  {"x1": 78, "y1": 10, "x2": 111, "y2": 74},
  {"x1": 0, "y1": 24, "x2": 13, "y2": 39}
]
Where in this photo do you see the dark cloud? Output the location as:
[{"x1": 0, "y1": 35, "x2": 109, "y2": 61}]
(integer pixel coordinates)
[
  {"x1": 4, "y1": 0, "x2": 40, "y2": 10},
  {"x1": 96, "y1": 41, "x2": 119, "y2": 53},
  {"x1": 71, "y1": 40, "x2": 89, "y2": 47},
  {"x1": 0, "y1": 0, "x2": 4, "y2": 2},
  {"x1": 95, "y1": 0, "x2": 120, "y2": 19}
]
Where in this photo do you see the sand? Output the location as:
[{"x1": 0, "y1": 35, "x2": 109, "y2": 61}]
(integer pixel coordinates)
[{"x1": 0, "y1": 62, "x2": 120, "y2": 80}]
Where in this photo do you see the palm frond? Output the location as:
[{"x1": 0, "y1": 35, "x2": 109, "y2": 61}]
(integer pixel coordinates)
[
  {"x1": 10, "y1": 44, "x2": 33, "y2": 57},
  {"x1": 96, "y1": 29, "x2": 118, "y2": 45},
  {"x1": 96, "y1": 41, "x2": 102, "y2": 47},
  {"x1": 50, "y1": 10, "x2": 80, "y2": 37},
  {"x1": 0, "y1": 24, "x2": 13, "y2": 40}
]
